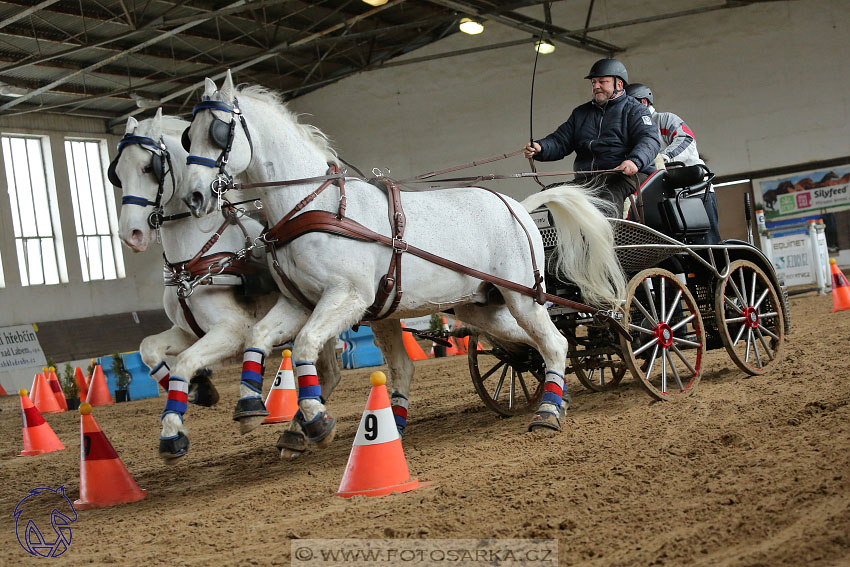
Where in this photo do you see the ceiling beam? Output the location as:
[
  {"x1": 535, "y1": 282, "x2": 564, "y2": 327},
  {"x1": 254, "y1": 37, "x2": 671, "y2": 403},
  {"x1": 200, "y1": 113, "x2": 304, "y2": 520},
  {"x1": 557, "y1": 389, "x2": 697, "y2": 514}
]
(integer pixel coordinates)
[
  {"x1": 0, "y1": 0, "x2": 251, "y2": 111},
  {"x1": 422, "y1": 0, "x2": 619, "y2": 54},
  {"x1": 0, "y1": 0, "x2": 62, "y2": 30},
  {"x1": 109, "y1": 0, "x2": 406, "y2": 125}
]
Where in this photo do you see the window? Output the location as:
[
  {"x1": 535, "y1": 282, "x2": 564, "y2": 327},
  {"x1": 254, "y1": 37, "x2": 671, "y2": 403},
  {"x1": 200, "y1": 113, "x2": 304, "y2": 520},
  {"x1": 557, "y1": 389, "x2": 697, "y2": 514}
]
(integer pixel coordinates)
[
  {"x1": 64, "y1": 139, "x2": 125, "y2": 281},
  {"x1": 1, "y1": 135, "x2": 68, "y2": 286}
]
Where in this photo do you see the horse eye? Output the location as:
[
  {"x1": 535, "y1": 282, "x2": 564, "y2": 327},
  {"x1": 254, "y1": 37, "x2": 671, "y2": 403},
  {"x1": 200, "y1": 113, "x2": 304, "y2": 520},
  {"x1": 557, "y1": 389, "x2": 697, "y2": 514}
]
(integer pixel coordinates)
[{"x1": 142, "y1": 164, "x2": 153, "y2": 174}]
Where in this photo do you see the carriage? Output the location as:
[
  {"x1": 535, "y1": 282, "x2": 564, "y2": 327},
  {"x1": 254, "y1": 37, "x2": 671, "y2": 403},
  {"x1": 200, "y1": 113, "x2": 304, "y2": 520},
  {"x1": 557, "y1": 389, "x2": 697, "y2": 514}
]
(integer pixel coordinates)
[{"x1": 467, "y1": 163, "x2": 791, "y2": 415}]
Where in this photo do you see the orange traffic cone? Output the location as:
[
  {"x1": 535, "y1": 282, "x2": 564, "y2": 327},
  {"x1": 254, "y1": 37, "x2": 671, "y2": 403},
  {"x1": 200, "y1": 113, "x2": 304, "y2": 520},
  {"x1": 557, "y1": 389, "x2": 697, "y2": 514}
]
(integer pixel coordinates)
[
  {"x1": 263, "y1": 349, "x2": 298, "y2": 424},
  {"x1": 85, "y1": 365, "x2": 114, "y2": 406},
  {"x1": 33, "y1": 370, "x2": 63, "y2": 414},
  {"x1": 830, "y1": 259, "x2": 850, "y2": 312},
  {"x1": 336, "y1": 372, "x2": 424, "y2": 498},
  {"x1": 74, "y1": 403, "x2": 146, "y2": 509},
  {"x1": 46, "y1": 366, "x2": 68, "y2": 411},
  {"x1": 74, "y1": 366, "x2": 89, "y2": 401},
  {"x1": 440, "y1": 317, "x2": 459, "y2": 356},
  {"x1": 399, "y1": 322, "x2": 428, "y2": 361},
  {"x1": 19, "y1": 389, "x2": 65, "y2": 456},
  {"x1": 0, "y1": 382, "x2": 7, "y2": 396},
  {"x1": 30, "y1": 372, "x2": 42, "y2": 403}
]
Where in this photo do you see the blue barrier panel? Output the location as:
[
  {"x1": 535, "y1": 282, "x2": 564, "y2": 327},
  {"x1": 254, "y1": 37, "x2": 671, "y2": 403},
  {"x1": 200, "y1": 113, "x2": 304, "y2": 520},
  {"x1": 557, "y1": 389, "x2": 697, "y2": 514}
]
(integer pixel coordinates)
[
  {"x1": 340, "y1": 327, "x2": 383, "y2": 369},
  {"x1": 96, "y1": 352, "x2": 160, "y2": 401}
]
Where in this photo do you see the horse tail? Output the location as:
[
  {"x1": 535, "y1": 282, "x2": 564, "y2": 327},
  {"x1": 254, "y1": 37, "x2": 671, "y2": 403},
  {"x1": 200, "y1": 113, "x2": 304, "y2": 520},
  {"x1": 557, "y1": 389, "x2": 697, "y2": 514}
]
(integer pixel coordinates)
[{"x1": 521, "y1": 184, "x2": 625, "y2": 309}]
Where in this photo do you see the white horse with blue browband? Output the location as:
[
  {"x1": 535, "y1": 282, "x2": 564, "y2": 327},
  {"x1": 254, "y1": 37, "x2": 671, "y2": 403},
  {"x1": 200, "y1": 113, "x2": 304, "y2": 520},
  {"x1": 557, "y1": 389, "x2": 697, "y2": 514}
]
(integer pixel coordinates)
[
  {"x1": 182, "y1": 71, "x2": 625, "y2": 450},
  {"x1": 114, "y1": 109, "x2": 341, "y2": 459}
]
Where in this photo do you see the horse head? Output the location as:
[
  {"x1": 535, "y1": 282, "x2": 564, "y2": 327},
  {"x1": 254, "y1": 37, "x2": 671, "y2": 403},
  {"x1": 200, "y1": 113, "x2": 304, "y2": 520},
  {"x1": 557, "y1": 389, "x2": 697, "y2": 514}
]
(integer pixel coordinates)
[
  {"x1": 114, "y1": 108, "x2": 187, "y2": 251},
  {"x1": 183, "y1": 70, "x2": 255, "y2": 218}
]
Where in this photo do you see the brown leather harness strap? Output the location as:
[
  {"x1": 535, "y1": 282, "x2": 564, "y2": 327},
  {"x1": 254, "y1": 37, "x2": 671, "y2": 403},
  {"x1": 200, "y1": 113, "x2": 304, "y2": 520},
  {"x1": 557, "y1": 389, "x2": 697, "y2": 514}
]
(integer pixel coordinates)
[
  {"x1": 266, "y1": 209, "x2": 627, "y2": 336},
  {"x1": 362, "y1": 179, "x2": 405, "y2": 320},
  {"x1": 178, "y1": 295, "x2": 207, "y2": 339}
]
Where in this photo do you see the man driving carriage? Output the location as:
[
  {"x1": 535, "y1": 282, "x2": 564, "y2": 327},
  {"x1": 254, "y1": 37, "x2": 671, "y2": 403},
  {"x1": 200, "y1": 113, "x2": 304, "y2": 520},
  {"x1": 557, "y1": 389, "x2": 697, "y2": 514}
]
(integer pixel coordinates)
[
  {"x1": 626, "y1": 82, "x2": 721, "y2": 244},
  {"x1": 523, "y1": 58, "x2": 661, "y2": 216}
]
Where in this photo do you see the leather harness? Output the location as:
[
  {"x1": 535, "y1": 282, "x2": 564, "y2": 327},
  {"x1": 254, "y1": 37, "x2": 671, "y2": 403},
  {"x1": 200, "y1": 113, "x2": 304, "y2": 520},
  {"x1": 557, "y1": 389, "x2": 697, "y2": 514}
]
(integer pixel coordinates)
[
  {"x1": 258, "y1": 165, "x2": 626, "y2": 334},
  {"x1": 163, "y1": 209, "x2": 258, "y2": 338}
]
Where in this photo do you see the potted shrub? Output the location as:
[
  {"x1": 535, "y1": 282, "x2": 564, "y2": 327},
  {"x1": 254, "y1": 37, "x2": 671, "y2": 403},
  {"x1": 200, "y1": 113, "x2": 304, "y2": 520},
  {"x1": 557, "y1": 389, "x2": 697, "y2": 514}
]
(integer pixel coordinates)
[
  {"x1": 60, "y1": 363, "x2": 80, "y2": 410},
  {"x1": 429, "y1": 313, "x2": 447, "y2": 358},
  {"x1": 112, "y1": 353, "x2": 132, "y2": 402}
]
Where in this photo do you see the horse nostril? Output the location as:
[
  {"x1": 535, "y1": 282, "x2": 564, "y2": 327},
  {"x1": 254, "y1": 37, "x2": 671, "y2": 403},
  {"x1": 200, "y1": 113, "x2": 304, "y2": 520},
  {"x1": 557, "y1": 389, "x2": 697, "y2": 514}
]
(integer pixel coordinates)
[
  {"x1": 183, "y1": 191, "x2": 206, "y2": 216},
  {"x1": 131, "y1": 229, "x2": 144, "y2": 245}
]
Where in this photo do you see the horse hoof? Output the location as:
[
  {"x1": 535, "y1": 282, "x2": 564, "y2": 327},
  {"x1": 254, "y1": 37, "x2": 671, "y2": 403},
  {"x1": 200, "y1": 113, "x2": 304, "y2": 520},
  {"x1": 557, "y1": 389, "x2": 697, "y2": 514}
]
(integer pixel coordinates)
[
  {"x1": 527, "y1": 411, "x2": 561, "y2": 433},
  {"x1": 280, "y1": 447, "x2": 304, "y2": 460},
  {"x1": 238, "y1": 415, "x2": 266, "y2": 435},
  {"x1": 315, "y1": 427, "x2": 336, "y2": 448},
  {"x1": 159, "y1": 431, "x2": 189, "y2": 460},
  {"x1": 301, "y1": 411, "x2": 336, "y2": 444},
  {"x1": 189, "y1": 369, "x2": 219, "y2": 407},
  {"x1": 232, "y1": 396, "x2": 269, "y2": 422},
  {"x1": 277, "y1": 430, "x2": 307, "y2": 452}
]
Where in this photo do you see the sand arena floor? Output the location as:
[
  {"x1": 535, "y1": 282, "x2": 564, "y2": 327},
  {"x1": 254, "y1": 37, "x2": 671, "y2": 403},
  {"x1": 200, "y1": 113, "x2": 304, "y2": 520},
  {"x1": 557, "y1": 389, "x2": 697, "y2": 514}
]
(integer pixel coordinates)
[{"x1": 1, "y1": 293, "x2": 849, "y2": 566}]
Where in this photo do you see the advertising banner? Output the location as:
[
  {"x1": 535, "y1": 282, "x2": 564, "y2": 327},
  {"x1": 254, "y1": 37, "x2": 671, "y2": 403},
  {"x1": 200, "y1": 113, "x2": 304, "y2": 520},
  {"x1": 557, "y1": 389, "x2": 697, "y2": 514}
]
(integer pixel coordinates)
[
  {"x1": 0, "y1": 324, "x2": 46, "y2": 370},
  {"x1": 757, "y1": 165, "x2": 850, "y2": 221}
]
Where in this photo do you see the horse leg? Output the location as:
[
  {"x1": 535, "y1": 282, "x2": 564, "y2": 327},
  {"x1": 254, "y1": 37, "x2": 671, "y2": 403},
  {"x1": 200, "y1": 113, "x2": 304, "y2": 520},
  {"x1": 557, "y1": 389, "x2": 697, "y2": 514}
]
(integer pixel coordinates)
[
  {"x1": 370, "y1": 319, "x2": 414, "y2": 437},
  {"x1": 235, "y1": 297, "x2": 311, "y2": 435},
  {"x1": 140, "y1": 325, "x2": 195, "y2": 390},
  {"x1": 156, "y1": 319, "x2": 248, "y2": 460},
  {"x1": 290, "y1": 285, "x2": 369, "y2": 450},
  {"x1": 501, "y1": 293, "x2": 569, "y2": 433}
]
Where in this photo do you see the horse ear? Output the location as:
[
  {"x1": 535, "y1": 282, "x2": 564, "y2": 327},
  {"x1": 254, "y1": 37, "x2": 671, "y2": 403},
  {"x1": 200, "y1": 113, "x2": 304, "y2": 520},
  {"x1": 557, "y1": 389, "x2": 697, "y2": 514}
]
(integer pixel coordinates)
[
  {"x1": 125, "y1": 116, "x2": 138, "y2": 135},
  {"x1": 204, "y1": 77, "x2": 217, "y2": 98},
  {"x1": 220, "y1": 69, "x2": 234, "y2": 102},
  {"x1": 151, "y1": 108, "x2": 163, "y2": 136}
]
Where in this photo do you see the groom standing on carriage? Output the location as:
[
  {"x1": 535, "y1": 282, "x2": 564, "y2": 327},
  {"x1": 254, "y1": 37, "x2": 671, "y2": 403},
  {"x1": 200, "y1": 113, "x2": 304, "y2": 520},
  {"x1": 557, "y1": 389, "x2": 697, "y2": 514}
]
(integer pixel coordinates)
[{"x1": 523, "y1": 58, "x2": 660, "y2": 216}]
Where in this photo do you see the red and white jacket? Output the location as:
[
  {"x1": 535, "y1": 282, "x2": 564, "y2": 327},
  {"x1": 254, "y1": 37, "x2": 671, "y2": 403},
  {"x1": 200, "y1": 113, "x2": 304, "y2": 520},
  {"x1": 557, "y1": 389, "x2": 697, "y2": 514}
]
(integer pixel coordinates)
[{"x1": 650, "y1": 106, "x2": 703, "y2": 167}]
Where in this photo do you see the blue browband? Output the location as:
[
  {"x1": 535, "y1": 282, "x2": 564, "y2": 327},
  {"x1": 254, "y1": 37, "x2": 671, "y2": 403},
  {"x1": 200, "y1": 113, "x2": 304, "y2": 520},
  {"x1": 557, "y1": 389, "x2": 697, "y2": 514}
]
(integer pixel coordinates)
[{"x1": 191, "y1": 100, "x2": 236, "y2": 117}]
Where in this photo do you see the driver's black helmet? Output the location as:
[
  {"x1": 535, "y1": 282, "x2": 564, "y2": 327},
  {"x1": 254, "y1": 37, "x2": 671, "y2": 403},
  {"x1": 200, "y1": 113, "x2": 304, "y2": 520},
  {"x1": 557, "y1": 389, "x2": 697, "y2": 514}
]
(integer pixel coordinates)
[
  {"x1": 585, "y1": 58, "x2": 628, "y2": 85},
  {"x1": 626, "y1": 83, "x2": 653, "y2": 105}
]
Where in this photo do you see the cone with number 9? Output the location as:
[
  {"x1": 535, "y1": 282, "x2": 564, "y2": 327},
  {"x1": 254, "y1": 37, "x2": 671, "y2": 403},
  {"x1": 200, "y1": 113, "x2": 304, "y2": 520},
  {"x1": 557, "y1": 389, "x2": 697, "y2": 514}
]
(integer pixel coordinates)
[{"x1": 335, "y1": 372, "x2": 423, "y2": 498}]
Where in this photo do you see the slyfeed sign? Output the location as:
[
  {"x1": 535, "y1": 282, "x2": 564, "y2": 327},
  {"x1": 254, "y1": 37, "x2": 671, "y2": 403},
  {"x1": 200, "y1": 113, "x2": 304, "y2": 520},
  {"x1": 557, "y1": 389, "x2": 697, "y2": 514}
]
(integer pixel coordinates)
[{"x1": 758, "y1": 165, "x2": 850, "y2": 221}]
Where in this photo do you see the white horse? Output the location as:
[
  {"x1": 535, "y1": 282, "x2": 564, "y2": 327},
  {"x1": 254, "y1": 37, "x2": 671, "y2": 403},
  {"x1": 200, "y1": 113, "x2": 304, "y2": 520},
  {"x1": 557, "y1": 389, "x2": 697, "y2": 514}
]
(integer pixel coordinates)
[
  {"x1": 182, "y1": 71, "x2": 625, "y2": 448},
  {"x1": 114, "y1": 109, "x2": 341, "y2": 459}
]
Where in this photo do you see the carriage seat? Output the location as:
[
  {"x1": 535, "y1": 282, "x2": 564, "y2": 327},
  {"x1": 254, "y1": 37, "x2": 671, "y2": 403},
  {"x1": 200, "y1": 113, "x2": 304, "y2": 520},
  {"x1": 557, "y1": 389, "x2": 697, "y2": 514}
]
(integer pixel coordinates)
[{"x1": 638, "y1": 163, "x2": 714, "y2": 241}]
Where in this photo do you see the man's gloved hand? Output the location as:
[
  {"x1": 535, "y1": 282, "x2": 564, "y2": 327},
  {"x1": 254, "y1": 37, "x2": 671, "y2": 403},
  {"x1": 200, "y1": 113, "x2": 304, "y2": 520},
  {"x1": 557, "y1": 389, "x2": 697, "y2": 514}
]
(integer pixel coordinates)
[{"x1": 653, "y1": 154, "x2": 666, "y2": 170}]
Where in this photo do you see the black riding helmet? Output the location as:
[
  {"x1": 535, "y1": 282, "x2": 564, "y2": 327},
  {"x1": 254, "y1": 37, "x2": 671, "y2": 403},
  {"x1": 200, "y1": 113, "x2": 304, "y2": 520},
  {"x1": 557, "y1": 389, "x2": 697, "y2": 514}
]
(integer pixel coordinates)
[
  {"x1": 585, "y1": 58, "x2": 629, "y2": 86},
  {"x1": 626, "y1": 83, "x2": 654, "y2": 105}
]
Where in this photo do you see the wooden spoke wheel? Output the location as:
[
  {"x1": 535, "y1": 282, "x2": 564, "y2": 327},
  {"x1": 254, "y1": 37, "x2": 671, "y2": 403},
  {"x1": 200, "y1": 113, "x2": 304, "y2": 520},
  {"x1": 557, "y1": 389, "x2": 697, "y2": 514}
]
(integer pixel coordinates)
[
  {"x1": 569, "y1": 326, "x2": 628, "y2": 392},
  {"x1": 714, "y1": 259, "x2": 785, "y2": 375},
  {"x1": 468, "y1": 335, "x2": 544, "y2": 416},
  {"x1": 619, "y1": 268, "x2": 706, "y2": 401}
]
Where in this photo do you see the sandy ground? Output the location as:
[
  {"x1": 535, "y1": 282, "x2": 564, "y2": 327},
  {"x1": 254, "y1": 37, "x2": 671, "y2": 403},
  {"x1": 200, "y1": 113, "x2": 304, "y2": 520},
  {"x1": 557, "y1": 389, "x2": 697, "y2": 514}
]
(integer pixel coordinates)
[{"x1": 1, "y1": 293, "x2": 849, "y2": 566}]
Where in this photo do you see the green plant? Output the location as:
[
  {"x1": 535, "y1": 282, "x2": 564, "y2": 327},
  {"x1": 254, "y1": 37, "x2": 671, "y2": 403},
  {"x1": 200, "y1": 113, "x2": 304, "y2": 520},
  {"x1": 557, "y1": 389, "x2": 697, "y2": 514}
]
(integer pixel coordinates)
[
  {"x1": 429, "y1": 313, "x2": 443, "y2": 333},
  {"x1": 112, "y1": 353, "x2": 132, "y2": 390},
  {"x1": 87, "y1": 359, "x2": 96, "y2": 381},
  {"x1": 60, "y1": 363, "x2": 79, "y2": 399}
]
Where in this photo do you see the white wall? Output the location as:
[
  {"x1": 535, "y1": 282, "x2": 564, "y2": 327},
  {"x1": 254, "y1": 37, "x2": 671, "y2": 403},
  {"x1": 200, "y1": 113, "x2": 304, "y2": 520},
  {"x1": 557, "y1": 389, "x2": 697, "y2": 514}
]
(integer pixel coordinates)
[
  {"x1": 0, "y1": 114, "x2": 165, "y2": 326},
  {"x1": 289, "y1": 0, "x2": 850, "y2": 200}
]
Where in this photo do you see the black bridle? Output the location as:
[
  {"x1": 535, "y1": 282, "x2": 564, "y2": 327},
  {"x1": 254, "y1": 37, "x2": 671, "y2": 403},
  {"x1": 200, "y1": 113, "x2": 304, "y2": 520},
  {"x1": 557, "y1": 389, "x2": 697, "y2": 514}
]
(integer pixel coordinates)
[
  {"x1": 183, "y1": 98, "x2": 254, "y2": 205},
  {"x1": 109, "y1": 134, "x2": 185, "y2": 229}
]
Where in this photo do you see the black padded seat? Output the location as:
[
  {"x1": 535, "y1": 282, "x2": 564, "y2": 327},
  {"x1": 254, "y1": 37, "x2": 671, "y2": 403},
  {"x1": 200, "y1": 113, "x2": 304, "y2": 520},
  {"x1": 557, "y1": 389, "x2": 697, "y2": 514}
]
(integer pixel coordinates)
[{"x1": 638, "y1": 164, "x2": 713, "y2": 240}]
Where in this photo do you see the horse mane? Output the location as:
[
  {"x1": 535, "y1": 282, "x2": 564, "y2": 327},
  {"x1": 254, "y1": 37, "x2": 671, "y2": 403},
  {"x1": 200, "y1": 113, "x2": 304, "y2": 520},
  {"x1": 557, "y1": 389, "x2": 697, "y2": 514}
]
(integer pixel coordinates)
[{"x1": 236, "y1": 84, "x2": 339, "y2": 165}]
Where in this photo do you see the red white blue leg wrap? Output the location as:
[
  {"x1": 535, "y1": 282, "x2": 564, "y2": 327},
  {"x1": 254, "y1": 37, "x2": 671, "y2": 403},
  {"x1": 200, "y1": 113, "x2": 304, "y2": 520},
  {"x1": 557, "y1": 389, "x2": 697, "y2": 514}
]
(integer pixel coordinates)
[
  {"x1": 240, "y1": 348, "x2": 265, "y2": 396},
  {"x1": 150, "y1": 361, "x2": 171, "y2": 391},
  {"x1": 391, "y1": 392, "x2": 408, "y2": 432},
  {"x1": 162, "y1": 376, "x2": 189, "y2": 421},
  {"x1": 295, "y1": 361, "x2": 321, "y2": 402}
]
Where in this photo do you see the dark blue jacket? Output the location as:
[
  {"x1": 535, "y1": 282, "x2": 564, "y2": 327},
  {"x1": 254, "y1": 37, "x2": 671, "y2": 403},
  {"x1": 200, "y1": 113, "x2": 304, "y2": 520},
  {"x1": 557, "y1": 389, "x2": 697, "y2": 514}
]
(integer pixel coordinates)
[{"x1": 534, "y1": 93, "x2": 660, "y2": 177}]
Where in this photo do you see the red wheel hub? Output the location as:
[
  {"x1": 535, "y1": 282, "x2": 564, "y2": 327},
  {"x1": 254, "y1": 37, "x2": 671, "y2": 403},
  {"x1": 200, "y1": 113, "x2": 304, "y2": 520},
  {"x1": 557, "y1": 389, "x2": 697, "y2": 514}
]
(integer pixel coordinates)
[
  {"x1": 742, "y1": 306, "x2": 759, "y2": 329},
  {"x1": 654, "y1": 322, "x2": 674, "y2": 348}
]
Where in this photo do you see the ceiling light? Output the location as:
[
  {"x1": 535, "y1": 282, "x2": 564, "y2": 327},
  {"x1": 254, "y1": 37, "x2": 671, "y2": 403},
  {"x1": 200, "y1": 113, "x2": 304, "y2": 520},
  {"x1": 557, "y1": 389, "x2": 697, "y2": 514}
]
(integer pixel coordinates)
[
  {"x1": 362, "y1": 0, "x2": 388, "y2": 6},
  {"x1": 534, "y1": 39, "x2": 555, "y2": 54},
  {"x1": 0, "y1": 83, "x2": 29, "y2": 97},
  {"x1": 459, "y1": 18, "x2": 484, "y2": 35}
]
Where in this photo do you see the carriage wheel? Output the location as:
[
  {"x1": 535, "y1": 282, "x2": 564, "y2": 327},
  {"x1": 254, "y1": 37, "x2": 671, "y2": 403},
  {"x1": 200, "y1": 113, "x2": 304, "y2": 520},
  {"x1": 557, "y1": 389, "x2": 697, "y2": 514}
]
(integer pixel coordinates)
[
  {"x1": 714, "y1": 259, "x2": 785, "y2": 375},
  {"x1": 619, "y1": 268, "x2": 706, "y2": 401},
  {"x1": 468, "y1": 335, "x2": 544, "y2": 416},
  {"x1": 569, "y1": 330, "x2": 628, "y2": 392}
]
